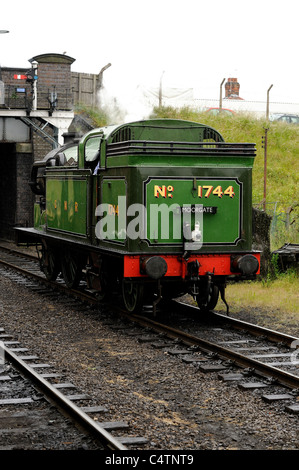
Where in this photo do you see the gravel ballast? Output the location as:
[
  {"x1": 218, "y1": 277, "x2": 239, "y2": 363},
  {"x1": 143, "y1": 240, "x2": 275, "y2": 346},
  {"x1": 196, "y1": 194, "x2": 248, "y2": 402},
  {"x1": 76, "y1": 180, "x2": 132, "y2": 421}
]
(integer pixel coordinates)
[{"x1": 0, "y1": 271, "x2": 298, "y2": 450}]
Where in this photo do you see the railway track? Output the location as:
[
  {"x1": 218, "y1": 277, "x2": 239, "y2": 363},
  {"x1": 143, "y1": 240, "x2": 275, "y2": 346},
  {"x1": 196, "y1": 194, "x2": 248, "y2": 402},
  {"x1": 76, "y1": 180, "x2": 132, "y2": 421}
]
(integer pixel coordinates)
[
  {"x1": 124, "y1": 308, "x2": 299, "y2": 393},
  {"x1": 0, "y1": 338, "x2": 123, "y2": 450},
  {"x1": 0, "y1": 242, "x2": 299, "y2": 423},
  {"x1": 0, "y1": 325, "x2": 151, "y2": 450},
  {"x1": 0, "y1": 244, "x2": 150, "y2": 450}
]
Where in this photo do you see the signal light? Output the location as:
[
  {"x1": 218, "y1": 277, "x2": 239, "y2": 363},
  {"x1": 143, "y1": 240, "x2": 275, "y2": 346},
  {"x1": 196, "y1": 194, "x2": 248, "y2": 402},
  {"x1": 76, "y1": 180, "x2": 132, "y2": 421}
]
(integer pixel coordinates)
[{"x1": 25, "y1": 69, "x2": 38, "y2": 83}]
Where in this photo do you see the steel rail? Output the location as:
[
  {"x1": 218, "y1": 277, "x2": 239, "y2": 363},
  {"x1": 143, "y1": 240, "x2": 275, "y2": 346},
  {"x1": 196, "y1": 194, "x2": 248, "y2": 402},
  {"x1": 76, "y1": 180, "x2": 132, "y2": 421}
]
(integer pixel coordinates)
[
  {"x1": 1, "y1": 343, "x2": 127, "y2": 450},
  {"x1": 173, "y1": 300, "x2": 299, "y2": 347},
  {"x1": 214, "y1": 311, "x2": 299, "y2": 347},
  {"x1": 122, "y1": 312, "x2": 299, "y2": 390}
]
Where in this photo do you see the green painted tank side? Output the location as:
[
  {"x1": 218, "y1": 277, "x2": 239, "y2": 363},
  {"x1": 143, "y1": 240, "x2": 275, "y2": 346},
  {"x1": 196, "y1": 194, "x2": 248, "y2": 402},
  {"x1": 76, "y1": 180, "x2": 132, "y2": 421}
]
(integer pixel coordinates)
[
  {"x1": 94, "y1": 164, "x2": 253, "y2": 254},
  {"x1": 44, "y1": 170, "x2": 91, "y2": 238}
]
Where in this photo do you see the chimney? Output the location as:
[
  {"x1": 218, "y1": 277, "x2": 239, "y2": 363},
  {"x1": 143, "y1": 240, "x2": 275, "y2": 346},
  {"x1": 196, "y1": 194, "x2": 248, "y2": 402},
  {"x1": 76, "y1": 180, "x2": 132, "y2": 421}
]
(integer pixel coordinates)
[{"x1": 225, "y1": 78, "x2": 241, "y2": 99}]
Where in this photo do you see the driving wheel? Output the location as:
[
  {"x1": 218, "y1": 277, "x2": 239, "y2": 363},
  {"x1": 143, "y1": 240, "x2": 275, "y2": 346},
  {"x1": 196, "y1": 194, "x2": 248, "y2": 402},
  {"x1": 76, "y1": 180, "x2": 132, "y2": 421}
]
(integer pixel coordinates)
[{"x1": 61, "y1": 251, "x2": 82, "y2": 288}]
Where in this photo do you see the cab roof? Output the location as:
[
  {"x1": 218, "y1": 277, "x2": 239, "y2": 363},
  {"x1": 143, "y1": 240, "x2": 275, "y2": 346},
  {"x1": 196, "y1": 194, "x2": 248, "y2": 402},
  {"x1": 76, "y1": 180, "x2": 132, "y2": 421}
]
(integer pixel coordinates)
[{"x1": 79, "y1": 119, "x2": 225, "y2": 144}]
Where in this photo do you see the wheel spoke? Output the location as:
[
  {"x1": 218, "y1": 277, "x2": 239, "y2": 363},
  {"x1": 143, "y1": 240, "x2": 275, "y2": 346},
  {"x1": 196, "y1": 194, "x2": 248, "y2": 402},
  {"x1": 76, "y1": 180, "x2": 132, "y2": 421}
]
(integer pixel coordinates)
[{"x1": 122, "y1": 281, "x2": 144, "y2": 313}]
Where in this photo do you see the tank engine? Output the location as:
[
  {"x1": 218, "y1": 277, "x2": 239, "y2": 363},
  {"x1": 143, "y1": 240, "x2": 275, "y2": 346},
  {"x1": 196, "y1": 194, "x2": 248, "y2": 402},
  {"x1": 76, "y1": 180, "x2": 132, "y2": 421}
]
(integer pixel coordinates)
[{"x1": 16, "y1": 119, "x2": 260, "y2": 313}]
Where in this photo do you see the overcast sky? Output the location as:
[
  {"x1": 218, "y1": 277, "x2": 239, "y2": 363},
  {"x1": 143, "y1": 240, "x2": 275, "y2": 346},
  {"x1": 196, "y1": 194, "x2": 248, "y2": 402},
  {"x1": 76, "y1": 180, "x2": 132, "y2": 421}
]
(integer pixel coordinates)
[{"x1": 1, "y1": 0, "x2": 298, "y2": 111}]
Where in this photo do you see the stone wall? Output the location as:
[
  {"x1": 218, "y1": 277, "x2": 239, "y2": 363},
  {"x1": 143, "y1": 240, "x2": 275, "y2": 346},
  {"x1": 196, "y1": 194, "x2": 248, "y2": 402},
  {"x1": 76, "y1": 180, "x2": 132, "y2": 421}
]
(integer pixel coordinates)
[
  {"x1": 15, "y1": 143, "x2": 34, "y2": 230},
  {"x1": 0, "y1": 143, "x2": 34, "y2": 239}
]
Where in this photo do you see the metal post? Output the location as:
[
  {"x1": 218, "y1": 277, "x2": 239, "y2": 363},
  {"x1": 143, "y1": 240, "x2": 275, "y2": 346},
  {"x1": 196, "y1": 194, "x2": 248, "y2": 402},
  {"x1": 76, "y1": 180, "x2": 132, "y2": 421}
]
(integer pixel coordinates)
[
  {"x1": 262, "y1": 127, "x2": 269, "y2": 211},
  {"x1": 219, "y1": 78, "x2": 225, "y2": 113},
  {"x1": 159, "y1": 71, "x2": 165, "y2": 108},
  {"x1": 266, "y1": 84, "x2": 273, "y2": 120}
]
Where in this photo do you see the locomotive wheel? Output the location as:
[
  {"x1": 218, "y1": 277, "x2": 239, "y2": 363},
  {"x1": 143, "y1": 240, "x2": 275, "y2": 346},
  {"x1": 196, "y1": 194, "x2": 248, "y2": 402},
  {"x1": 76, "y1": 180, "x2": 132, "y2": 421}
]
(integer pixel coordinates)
[
  {"x1": 41, "y1": 247, "x2": 60, "y2": 281},
  {"x1": 196, "y1": 284, "x2": 219, "y2": 313},
  {"x1": 122, "y1": 281, "x2": 144, "y2": 313},
  {"x1": 61, "y1": 251, "x2": 82, "y2": 288},
  {"x1": 96, "y1": 270, "x2": 109, "y2": 301}
]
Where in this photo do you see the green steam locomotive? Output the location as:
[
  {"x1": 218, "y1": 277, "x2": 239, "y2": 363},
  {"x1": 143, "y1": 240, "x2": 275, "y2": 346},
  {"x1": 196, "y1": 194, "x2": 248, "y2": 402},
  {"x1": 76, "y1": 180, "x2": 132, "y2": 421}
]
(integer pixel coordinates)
[{"x1": 16, "y1": 119, "x2": 260, "y2": 313}]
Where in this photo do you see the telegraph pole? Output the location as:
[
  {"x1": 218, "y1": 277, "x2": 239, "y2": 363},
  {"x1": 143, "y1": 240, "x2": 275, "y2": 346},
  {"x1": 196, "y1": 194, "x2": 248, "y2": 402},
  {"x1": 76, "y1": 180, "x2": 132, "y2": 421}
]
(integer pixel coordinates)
[
  {"x1": 266, "y1": 84, "x2": 273, "y2": 120},
  {"x1": 262, "y1": 127, "x2": 269, "y2": 211}
]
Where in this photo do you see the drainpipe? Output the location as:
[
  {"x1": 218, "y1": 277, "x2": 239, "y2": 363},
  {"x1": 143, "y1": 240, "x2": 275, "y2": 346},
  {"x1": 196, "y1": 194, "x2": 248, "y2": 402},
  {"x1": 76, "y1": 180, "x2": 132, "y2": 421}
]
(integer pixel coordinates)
[{"x1": 97, "y1": 63, "x2": 111, "y2": 107}]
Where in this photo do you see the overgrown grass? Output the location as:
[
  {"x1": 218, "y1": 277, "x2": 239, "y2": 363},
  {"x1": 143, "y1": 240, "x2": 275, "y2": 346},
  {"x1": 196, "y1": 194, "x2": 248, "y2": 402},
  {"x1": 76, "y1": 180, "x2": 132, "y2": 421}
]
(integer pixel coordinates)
[
  {"x1": 74, "y1": 104, "x2": 110, "y2": 128},
  {"x1": 227, "y1": 270, "x2": 298, "y2": 310}
]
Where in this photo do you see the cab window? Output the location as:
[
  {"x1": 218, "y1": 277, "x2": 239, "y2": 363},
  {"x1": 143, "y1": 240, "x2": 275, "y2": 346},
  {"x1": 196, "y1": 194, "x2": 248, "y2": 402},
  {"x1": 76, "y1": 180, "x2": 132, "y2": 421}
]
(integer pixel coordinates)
[
  {"x1": 85, "y1": 136, "x2": 101, "y2": 163},
  {"x1": 64, "y1": 145, "x2": 78, "y2": 165}
]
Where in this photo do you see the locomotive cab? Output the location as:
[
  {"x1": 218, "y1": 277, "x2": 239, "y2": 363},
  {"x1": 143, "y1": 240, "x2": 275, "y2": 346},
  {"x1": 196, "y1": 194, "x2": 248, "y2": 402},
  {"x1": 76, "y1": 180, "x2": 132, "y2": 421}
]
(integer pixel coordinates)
[{"x1": 29, "y1": 142, "x2": 79, "y2": 196}]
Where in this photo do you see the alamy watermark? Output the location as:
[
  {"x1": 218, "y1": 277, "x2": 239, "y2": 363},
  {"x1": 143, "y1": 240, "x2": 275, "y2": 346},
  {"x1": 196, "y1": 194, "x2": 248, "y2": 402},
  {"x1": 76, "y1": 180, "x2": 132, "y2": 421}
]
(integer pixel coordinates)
[{"x1": 95, "y1": 196, "x2": 203, "y2": 250}]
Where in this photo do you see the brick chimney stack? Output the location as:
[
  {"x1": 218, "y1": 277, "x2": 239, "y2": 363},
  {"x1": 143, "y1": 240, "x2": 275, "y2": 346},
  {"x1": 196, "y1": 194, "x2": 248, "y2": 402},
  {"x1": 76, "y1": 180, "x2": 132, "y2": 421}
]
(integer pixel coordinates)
[{"x1": 225, "y1": 78, "x2": 241, "y2": 99}]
